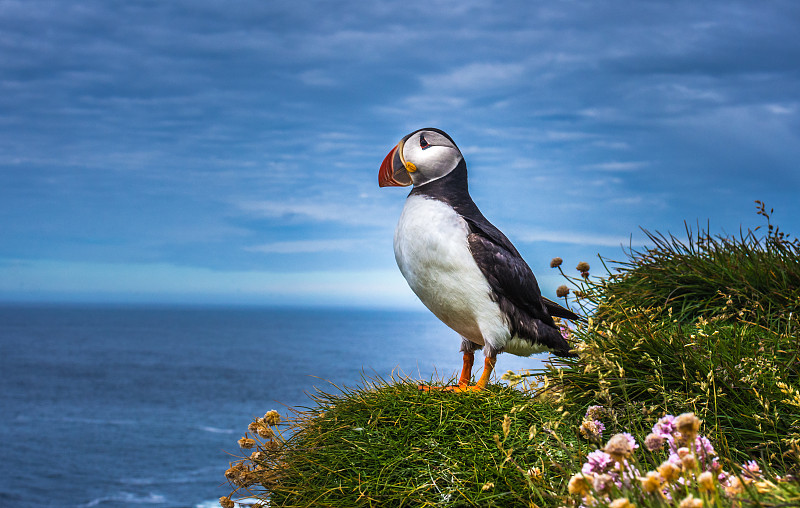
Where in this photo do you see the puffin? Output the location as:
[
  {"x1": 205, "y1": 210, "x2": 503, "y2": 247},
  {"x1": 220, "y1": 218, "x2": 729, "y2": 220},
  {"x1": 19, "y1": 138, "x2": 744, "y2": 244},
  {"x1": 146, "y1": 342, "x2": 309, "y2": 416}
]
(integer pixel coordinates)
[{"x1": 378, "y1": 127, "x2": 579, "y2": 392}]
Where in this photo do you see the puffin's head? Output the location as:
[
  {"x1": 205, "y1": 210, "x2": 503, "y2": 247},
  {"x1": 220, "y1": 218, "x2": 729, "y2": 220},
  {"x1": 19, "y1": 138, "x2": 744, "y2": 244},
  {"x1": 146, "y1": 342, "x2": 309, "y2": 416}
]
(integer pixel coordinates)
[{"x1": 378, "y1": 128, "x2": 463, "y2": 187}]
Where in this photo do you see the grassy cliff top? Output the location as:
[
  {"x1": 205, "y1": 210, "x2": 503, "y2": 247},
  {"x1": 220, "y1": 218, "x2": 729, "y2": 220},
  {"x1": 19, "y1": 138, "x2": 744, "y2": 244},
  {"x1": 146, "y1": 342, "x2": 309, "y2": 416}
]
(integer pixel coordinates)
[
  {"x1": 221, "y1": 204, "x2": 800, "y2": 507},
  {"x1": 235, "y1": 378, "x2": 583, "y2": 507}
]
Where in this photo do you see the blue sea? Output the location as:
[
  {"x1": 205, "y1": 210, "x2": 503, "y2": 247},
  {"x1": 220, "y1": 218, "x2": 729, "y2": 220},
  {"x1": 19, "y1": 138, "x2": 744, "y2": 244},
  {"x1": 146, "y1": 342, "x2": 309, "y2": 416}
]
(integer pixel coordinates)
[{"x1": 0, "y1": 303, "x2": 547, "y2": 507}]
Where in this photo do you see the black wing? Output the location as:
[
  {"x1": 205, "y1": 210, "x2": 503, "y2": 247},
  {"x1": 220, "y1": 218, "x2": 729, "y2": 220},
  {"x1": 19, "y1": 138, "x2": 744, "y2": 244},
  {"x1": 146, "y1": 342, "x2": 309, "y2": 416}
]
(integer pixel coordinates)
[
  {"x1": 464, "y1": 216, "x2": 575, "y2": 356},
  {"x1": 407, "y1": 161, "x2": 578, "y2": 355}
]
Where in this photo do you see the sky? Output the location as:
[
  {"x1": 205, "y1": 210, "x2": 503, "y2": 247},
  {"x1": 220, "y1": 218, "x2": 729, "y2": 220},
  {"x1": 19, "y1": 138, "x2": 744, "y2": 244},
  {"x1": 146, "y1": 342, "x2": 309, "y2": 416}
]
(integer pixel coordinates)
[{"x1": 1, "y1": 0, "x2": 799, "y2": 307}]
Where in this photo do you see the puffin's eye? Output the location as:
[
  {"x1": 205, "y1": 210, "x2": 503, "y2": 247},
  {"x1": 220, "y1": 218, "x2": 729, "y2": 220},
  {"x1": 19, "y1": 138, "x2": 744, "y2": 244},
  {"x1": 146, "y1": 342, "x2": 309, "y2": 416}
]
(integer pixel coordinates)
[{"x1": 419, "y1": 134, "x2": 431, "y2": 150}]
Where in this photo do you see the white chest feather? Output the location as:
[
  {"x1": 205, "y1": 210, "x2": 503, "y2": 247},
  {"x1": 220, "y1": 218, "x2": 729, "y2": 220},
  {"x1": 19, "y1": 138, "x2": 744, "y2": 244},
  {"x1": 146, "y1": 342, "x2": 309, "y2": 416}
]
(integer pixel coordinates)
[{"x1": 393, "y1": 195, "x2": 509, "y2": 349}]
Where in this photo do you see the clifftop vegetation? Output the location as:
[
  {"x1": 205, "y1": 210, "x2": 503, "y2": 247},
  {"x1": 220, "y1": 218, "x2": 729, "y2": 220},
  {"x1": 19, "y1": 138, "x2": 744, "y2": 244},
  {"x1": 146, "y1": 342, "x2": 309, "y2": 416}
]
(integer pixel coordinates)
[{"x1": 221, "y1": 202, "x2": 800, "y2": 507}]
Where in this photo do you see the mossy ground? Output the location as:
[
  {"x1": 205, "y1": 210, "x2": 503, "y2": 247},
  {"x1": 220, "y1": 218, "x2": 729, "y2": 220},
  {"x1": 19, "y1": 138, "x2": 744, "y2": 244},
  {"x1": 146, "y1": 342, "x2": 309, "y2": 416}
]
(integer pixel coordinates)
[{"x1": 233, "y1": 377, "x2": 588, "y2": 507}]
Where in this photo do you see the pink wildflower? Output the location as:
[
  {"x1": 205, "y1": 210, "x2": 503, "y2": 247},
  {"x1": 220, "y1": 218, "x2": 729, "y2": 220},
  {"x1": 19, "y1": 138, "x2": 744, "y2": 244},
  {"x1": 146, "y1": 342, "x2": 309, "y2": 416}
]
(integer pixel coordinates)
[
  {"x1": 652, "y1": 414, "x2": 677, "y2": 438},
  {"x1": 694, "y1": 436, "x2": 715, "y2": 456},
  {"x1": 621, "y1": 432, "x2": 639, "y2": 451},
  {"x1": 582, "y1": 450, "x2": 614, "y2": 475},
  {"x1": 743, "y1": 460, "x2": 760, "y2": 474},
  {"x1": 585, "y1": 405, "x2": 605, "y2": 421},
  {"x1": 613, "y1": 459, "x2": 641, "y2": 489}
]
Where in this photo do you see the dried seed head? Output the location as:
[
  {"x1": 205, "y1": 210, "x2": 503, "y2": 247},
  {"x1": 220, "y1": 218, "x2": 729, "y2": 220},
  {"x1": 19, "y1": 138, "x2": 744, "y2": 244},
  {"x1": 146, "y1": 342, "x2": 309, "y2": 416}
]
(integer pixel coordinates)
[
  {"x1": 679, "y1": 495, "x2": 703, "y2": 508},
  {"x1": 675, "y1": 413, "x2": 701, "y2": 441},
  {"x1": 576, "y1": 261, "x2": 590, "y2": 273},
  {"x1": 609, "y1": 498, "x2": 635, "y2": 508},
  {"x1": 248, "y1": 421, "x2": 260, "y2": 433},
  {"x1": 250, "y1": 451, "x2": 266, "y2": 462},
  {"x1": 481, "y1": 482, "x2": 494, "y2": 491},
  {"x1": 238, "y1": 437, "x2": 256, "y2": 449},
  {"x1": 550, "y1": 257, "x2": 563, "y2": 268},
  {"x1": 658, "y1": 461, "x2": 681, "y2": 483},
  {"x1": 568, "y1": 473, "x2": 592, "y2": 496},
  {"x1": 639, "y1": 471, "x2": 662, "y2": 493},
  {"x1": 225, "y1": 463, "x2": 245, "y2": 479},
  {"x1": 644, "y1": 432, "x2": 664, "y2": 451},
  {"x1": 593, "y1": 473, "x2": 614, "y2": 493},
  {"x1": 579, "y1": 419, "x2": 605, "y2": 441},
  {"x1": 698, "y1": 471, "x2": 715, "y2": 493},
  {"x1": 263, "y1": 410, "x2": 281, "y2": 426},
  {"x1": 556, "y1": 285, "x2": 570, "y2": 298},
  {"x1": 502, "y1": 414, "x2": 511, "y2": 438},
  {"x1": 225, "y1": 463, "x2": 250, "y2": 487},
  {"x1": 256, "y1": 425, "x2": 274, "y2": 439},
  {"x1": 680, "y1": 452, "x2": 697, "y2": 471},
  {"x1": 603, "y1": 433, "x2": 633, "y2": 462},
  {"x1": 263, "y1": 441, "x2": 280, "y2": 452},
  {"x1": 219, "y1": 496, "x2": 235, "y2": 508}
]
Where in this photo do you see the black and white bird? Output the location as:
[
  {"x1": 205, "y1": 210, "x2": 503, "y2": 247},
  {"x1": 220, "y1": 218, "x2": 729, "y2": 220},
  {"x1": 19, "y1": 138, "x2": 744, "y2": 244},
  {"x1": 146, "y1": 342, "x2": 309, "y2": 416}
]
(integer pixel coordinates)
[{"x1": 379, "y1": 128, "x2": 579, "y2": 391}]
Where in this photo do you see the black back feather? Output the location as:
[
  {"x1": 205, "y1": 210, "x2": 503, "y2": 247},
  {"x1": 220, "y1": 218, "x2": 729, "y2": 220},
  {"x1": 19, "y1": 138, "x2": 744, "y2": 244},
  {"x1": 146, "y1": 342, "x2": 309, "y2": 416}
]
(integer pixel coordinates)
[{"x1": 410, "y1": 161, "x2": 578, "y2": 357}]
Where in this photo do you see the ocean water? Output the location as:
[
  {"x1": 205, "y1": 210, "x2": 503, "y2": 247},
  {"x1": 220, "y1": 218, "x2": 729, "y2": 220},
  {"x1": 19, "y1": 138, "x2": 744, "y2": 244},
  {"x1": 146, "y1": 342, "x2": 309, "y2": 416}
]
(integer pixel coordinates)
[{"x1": 0, "y1": 304, "x2": 547, "y2": 507}]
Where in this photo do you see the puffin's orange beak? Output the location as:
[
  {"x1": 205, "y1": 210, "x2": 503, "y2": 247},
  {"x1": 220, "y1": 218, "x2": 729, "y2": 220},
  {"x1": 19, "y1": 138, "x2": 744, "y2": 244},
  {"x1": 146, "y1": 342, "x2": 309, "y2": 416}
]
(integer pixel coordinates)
[{"x1": 378, "y1": 143, "x2": 412, "y2": 187}]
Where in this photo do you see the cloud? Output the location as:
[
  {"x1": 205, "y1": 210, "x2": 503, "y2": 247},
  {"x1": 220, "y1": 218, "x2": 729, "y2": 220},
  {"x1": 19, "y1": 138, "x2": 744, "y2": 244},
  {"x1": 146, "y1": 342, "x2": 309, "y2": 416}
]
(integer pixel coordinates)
[
  {"x1": 765, "y1": 103, "x2": 797, "y2": 115},
  {"x1": 419, "y1": 62, "x2": 526, "y2": 93},
  {"x1": 591, "y1": 140, "x2": 631, "y2": 150},
  {"x1": 2, "y1": 0, "x2": 800, "y2": 304},
  {"x1": 543, "y1": 131, "x2": 598, "y2": 142},
  {"x1": 583, "y1": 161, "x2": 650, "y2": 172},
  {"x1": 514, "y1": 229, "x2": 638, "y2": 248},
  {"x1": 298, "y1": 69, "x2": 339, "y2": 87},
  {"x1": 236, "y1": 199, "x2": 398, "y2": 227},
  {"x1": 244, "y1": 239, "x2": 367, "y2": 254}
]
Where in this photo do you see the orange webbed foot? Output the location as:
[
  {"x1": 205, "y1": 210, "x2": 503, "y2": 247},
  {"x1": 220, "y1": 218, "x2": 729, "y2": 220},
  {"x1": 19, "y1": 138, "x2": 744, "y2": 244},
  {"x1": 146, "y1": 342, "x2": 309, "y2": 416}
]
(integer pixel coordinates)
[{"x1": 417, "y1": 353, "x2": 496, "y2": 393}]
